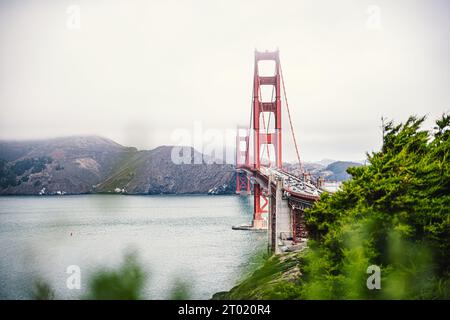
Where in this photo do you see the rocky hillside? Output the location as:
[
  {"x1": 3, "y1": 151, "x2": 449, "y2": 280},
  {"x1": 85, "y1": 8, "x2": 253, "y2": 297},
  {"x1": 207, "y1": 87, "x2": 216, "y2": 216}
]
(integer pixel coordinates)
[
  {"x1": 0, "y1": 136, "x2": 234, "y2": 195},
  {"x1": 95, "y1": 146, "x2": 235, "y2": 194},
  {"x1": 0, "y1": 136, "x2": 136, "y2": 195}
]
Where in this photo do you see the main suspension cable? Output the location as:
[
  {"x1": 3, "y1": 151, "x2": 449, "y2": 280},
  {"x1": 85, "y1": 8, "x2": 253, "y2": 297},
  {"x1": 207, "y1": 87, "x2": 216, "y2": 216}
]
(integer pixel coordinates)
[{"x1": 279, "y1": 61, "x2": 303, "y2": 174}]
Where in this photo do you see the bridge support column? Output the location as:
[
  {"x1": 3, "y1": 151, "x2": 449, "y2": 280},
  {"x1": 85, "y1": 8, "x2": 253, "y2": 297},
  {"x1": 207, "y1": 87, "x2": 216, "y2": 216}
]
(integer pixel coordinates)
[
  {"x1": 268, "y1": 178, "x2": 295, "y2": 254},
  {"x1": 268, "y1": 178, "x2": 284, "y2": 253},
  {"x1": 292, "y1": 207, "x2": 308, "y2": 243},
  {"x1": 276, "y1": 198, "x2": 292, "y2": 253},
  {"x1": 274, "y1": 179, "x2": 283, "y2": 254},
  {"x1": 252, "y1": 183, "x2": 268, "y2": 229},
  {"x1": 236, "y1": 172, "x2": 250, "y2": 195},
  {"x1": 267, "y1": 174, "x2": 273, "y2": 253}
]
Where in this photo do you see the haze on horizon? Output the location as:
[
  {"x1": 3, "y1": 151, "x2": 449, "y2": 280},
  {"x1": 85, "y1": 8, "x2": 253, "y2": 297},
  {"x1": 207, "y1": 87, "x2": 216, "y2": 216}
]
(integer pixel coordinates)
[{"x1": 0, "y1": 0, "x2": 449, "y2": 162}]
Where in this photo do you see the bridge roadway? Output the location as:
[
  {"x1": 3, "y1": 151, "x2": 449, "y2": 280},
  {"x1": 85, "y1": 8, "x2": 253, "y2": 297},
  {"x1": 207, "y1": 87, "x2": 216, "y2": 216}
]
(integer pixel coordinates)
[
  {"x1": 238, "y1": 165, "x2": 322, "y2": 202},
  {"x1": 237, "y1": 165, "x2": 323, "y2": 253}
]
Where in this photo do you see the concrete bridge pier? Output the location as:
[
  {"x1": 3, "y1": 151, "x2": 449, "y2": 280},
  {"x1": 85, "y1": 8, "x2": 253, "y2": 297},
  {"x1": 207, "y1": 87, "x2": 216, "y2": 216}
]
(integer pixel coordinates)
[
  {"x1": 267, "y1": 174, "x2": 273, "y2": 253},
  {"x1": 268, "y1": 177, "x2": 294, "y2": 254}
]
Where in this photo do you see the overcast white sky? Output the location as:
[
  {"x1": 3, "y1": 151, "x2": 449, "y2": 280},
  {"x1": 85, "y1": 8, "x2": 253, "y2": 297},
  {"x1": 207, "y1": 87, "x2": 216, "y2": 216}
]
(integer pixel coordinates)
[{"x1": 0, "y1": 0, "x2": 449, "y2": 162}]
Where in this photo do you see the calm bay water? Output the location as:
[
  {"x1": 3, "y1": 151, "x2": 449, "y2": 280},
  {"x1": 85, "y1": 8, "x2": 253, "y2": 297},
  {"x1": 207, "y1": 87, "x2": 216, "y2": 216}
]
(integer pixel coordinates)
[{"x1": 0, "y1": 195, "x2": 265, "y2": 299}]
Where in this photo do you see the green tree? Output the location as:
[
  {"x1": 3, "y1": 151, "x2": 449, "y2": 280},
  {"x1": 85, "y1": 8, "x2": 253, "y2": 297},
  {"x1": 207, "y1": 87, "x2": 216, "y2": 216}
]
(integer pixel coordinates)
[{"x1": 302, "y1": 114, "x2": 450, "y2": 299}]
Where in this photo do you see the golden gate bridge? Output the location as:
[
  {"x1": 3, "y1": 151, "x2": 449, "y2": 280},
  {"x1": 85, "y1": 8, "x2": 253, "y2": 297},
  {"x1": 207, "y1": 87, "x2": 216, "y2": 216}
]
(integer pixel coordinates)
[{"x1": 234, "y1": 50, "x2": 326, "y2": 254}]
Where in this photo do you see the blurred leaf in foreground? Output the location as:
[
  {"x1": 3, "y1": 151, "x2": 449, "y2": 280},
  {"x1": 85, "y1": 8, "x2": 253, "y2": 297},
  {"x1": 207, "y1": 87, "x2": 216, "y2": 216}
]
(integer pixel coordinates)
[
  {"x1": 84, "y1": 252, "x2": 148, "y2": 300},
  {"x1": 168, "y1": 277, "x2": 192, "y2": 300},
  {"x1": 32, "y1": 279, "x2": 55, "y2": 300}
]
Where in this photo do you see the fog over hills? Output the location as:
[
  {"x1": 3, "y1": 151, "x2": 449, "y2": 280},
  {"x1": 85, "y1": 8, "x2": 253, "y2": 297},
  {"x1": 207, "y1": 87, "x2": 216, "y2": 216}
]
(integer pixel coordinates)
[{"x1": 0, "y1": 136, "x2": 361, "y2": 195}]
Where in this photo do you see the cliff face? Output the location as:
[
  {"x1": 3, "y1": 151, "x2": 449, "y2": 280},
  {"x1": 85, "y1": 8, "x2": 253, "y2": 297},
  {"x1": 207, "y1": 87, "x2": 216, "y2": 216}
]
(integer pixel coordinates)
[{"x1": 0, "y1": 136, "x2": 235, "y2": 195}]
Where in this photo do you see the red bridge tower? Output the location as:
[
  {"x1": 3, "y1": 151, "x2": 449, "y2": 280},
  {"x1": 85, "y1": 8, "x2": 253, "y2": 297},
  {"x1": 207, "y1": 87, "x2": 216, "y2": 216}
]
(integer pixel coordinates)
[{"x1": 252, "y1": 50, "x2": 283, "y2": 229}]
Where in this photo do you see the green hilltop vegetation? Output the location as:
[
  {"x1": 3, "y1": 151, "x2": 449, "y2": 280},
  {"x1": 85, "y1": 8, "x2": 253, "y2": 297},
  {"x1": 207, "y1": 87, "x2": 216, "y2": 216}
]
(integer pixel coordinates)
[{"x1": 215, "y1": 114, "x2": 450, "y2": 300}]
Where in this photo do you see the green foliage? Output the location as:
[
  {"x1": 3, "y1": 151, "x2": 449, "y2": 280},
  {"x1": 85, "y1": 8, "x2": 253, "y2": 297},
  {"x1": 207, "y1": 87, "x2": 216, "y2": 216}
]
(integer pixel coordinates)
[
  {"x1": 84, "y1": 252, "x2": 147, "y2": 300},
  {"x1": 168, "y1": 278, "x2": 193, "y2": 300},
  {"x1": 32, "y1": 279, "x2": 55, "y2": 300},
  {"x1": 0, "y1": 172, "x2": 17, "y2": 188},
  {"x1": 0, "y1": 159, "x2": 6, "y2": 174},
  {"x1": 238, "y1": 246, "x2": 270, "y2": 282},
  {"x1": 11, "y1": 158, "x2": 35, "y2": 175},
  {"x1": 214, "y1": 253, "x2": 303, "y2": 300},
  {"x1": 380, "y1": 230, "x2": 448, "y2": 299},
  {"x1": 33, "y1": 156, "x2": 53, "y2": 173},
  {"x1": 0, "y1": 158, "x2": 17, "y2": 188},
  {"x1": 0, "y1": 156, "x2": 53, "y2": 188},
  {"x1": 301, "y1": 114, "x2": 450, "y2": 299}
]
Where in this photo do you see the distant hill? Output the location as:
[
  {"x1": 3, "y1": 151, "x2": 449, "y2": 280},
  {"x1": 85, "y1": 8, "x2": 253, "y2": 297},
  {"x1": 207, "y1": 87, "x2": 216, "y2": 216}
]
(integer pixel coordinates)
[
  {"x1": 95, "y1": 146, "x2": 235, "y2": 194},
  {"x1": 283, "y1": 160, "x2": 362, "y2": 182},
  {"x1": 0, "y1": 136, "x2": 235, "y2": 195},
  {"x1": 316, "y1": 158, "x2": 336, "y2": 167},
  {"x1": 324, "y1": 161, "x2": 362, "y2": 181}
]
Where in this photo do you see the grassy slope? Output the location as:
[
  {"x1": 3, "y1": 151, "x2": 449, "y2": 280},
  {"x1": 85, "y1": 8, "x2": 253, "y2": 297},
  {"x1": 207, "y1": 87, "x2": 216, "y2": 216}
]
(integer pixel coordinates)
[
  {"x1": 212, "y1": 251, "x2": 304, "y2": 300},
  {"x1": 95, "y1": 150, "x2": 140, "y2": 192}
]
